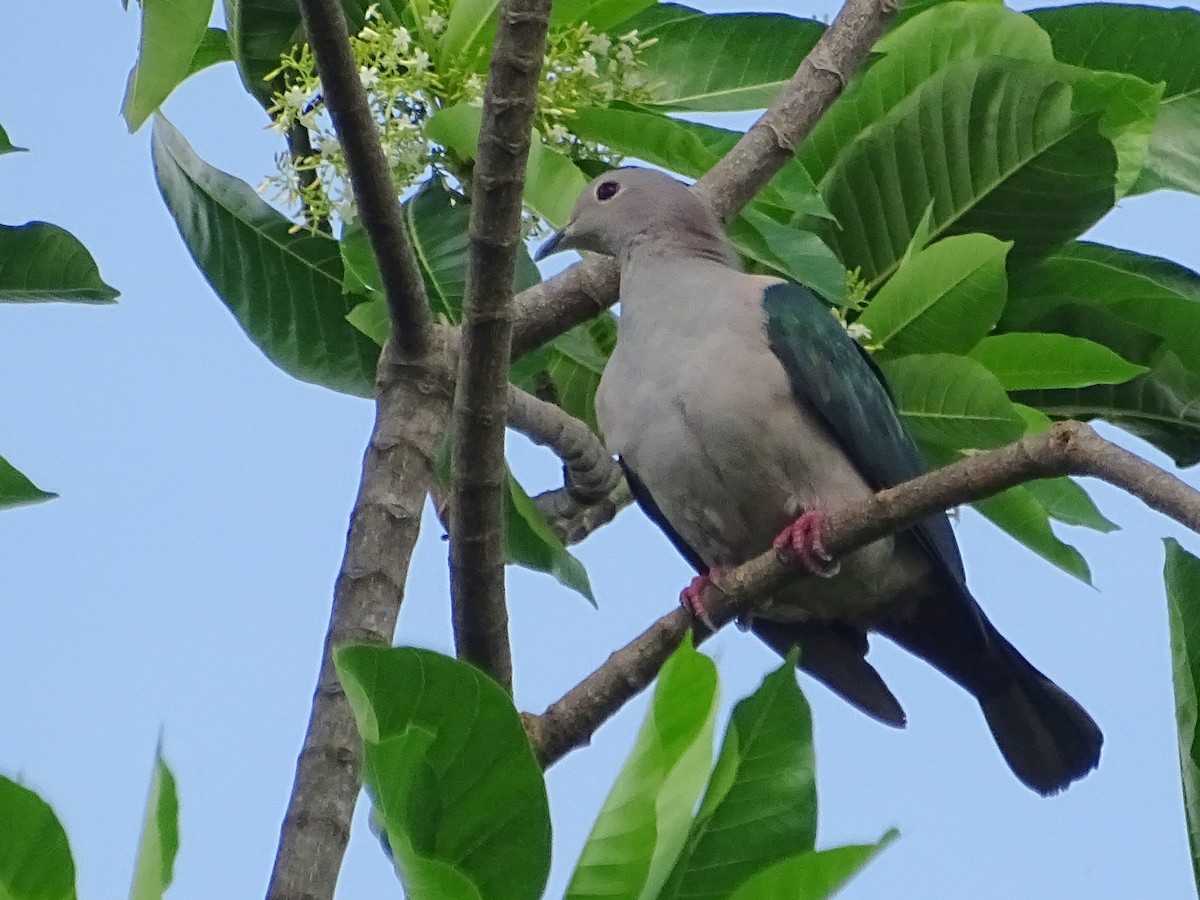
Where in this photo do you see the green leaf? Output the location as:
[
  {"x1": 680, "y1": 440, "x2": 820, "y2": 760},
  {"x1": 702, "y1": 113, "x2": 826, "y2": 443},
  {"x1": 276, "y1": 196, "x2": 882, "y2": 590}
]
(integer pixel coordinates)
[
  {"x1": 426, "y1": 105, "x2": 587, "y2": 227},
  {"x1": 440, "y1": 0, "x2": 499, "y2": 69},
  {"x1": 1031, "y1": 3, "x2": 1200, "y2": 196},
  {"x1": 972, "y1": 484, "x2": 1091, "y2": 583},
  {"x1": 334, "y1": 645, "x2": 551, "y2": 900},
  {"x1": 726, "y1": 831, "x2": 898, "y2": 900},
  {"x1": 1018, "y1": 348, "x2": 1200, "y2": 468},
  {"x1": 122, "y1": 0, "x2": 213, "y2": 132},
  {"x1": 129, "y1": 744, "x2": 180, "y2": 900},
  {"x1": 507, "y1": 473, "x2": 595, "y2": 602},
  {"x1": 879, "y1": 353, "x2": 1024, "y2": 450},
  {"x1": 567, "y1": 106, "x2": 830, "y2": 220},
  {"x1": 551, "y1": 0, "x2": 658, "y2": 31},
  {"x1": 0, "y1": 222, "x2": 118, "y2": 303},
  {"x1": 0, "y1": 123, "x2": 27, "y2": 155},
  {"x1": 1004, "y1": 241, "x2": 1200, "y2": 377},
  {"x1": 1165, "y1": 538, "x2": 1200, "y2": 894},
  {"x1": 624, "y1": 3, "x2": 824, "y2": 112},
  {"x1": 187, "y1": 28, "x2": 233, "y2": 78},
  {"x1": 893, "y1": 0, "x2": 1000, "y2": 28},
  {"x1": 819, "y1": 57, "x2": 1143, "y2": 287},
  {"x1": 152, "y1": 116, "x2": 377, "y2": 396},
  {"x1": 1024, "y1": 477, "x2": 1118, "y2": 534},
  {"x1": 662, "y1": 658, "x2": 816, "y2": 899},
  {"x1": 969, "y1": 332, "x2": 1146, "y2": 390},
  {"x1": 800, "y1": 2, "x2": 1055, "y2": 183},
  {"x1": 0, "y1": 777, "x2": 76, "y2": 900},
  {"x1": 567, "y1": 639, "x2": 719, "y2": 900},
  {"x1": 726, "y1": 210, "x2": 848, "y2": 307},
  {"x1": 858, "y1": 233, "x2": 1010, "y2": 357},
  {"x1": 0, "y1": 455, "x2": 57, "y2": 511}
]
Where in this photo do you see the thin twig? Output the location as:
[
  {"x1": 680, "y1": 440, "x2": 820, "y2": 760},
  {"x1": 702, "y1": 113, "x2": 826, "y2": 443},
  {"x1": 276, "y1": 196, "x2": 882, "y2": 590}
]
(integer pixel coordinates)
[
  {"x1": 525, "y1": 422, "x2": 1200, "y2": 767},
  {"x1": 511, "y1": 0, "x2": 899, "y2": 358},
  {"x1": 450, "y1": 0, "x2": 552, "y2": 691},
  {"x1": 296, "y1": 0, "x2": 432, "y2": 357},
  {"x1": 267, "y1": 339, "x2": 455, "y2": 900}
]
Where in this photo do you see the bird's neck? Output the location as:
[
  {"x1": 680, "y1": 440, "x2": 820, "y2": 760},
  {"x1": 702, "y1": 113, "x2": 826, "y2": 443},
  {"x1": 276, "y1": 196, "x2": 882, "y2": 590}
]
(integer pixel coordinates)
[{"x1": 620, "y1": 227, "x2": 739, "y2": 270}]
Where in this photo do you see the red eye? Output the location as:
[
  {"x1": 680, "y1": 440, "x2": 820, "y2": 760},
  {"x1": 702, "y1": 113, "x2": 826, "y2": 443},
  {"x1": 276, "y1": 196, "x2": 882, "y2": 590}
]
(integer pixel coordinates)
[{"x1": 596, "y1": 180, "x2": 620, "y2": 201}]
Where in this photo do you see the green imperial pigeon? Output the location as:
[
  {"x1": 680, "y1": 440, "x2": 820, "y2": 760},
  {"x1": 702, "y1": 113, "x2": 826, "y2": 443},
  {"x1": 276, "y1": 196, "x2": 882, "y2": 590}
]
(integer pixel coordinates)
[{"x1": 536, "y1": 167, "x2": 1101, "y2": 795}]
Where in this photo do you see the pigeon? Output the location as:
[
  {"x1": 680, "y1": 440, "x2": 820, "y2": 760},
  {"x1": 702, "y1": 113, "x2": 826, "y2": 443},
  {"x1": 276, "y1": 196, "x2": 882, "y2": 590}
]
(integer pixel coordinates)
[{"x1": 535, "y1": 167, "x2": 1102, "y2": 795}]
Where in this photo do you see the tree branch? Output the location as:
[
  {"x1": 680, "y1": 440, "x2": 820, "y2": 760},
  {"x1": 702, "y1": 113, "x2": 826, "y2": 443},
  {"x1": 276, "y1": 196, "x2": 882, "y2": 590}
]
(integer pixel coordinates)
[
  {"x1": 296, "y1": 0, "x2": 432, "y2": 358},
  {"x1": 511, "y1": 0, "x2": 899, "y2": 358},
  {"x1": 268, "y1": 339, "x2": 454, "y2": 900},
  {"x1": 534, "y1": 478, "x2": 633, "y2": 545},
  {"x1": 525, "y1": 421, "x2": 1200, "y2": 767},
  {"x1": 450, "y1": 0, "x2": 552, "y2": 691}
]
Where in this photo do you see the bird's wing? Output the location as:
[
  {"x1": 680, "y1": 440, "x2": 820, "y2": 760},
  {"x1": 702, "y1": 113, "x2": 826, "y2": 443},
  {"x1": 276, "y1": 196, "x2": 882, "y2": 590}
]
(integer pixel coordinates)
[{"x1": 760, "y1": 280, "x2": 967, "y2": 586}]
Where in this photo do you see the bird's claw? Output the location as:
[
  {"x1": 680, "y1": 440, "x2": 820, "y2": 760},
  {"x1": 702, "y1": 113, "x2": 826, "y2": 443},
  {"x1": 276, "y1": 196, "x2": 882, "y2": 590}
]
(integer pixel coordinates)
[
  {"x1": 773, "y1": 509, "x2": 840, "y2": 577},
  {"x1": 680, "y1": 569, "x2": 722, "y2": 631}
]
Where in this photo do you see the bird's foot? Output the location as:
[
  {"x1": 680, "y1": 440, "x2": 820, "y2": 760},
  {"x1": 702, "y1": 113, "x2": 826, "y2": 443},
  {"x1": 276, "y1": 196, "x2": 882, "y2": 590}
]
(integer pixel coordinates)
[
  {"x1": 773, "y1": 509, "x2": 840, "y2": 577},
  {"x1": 680, "y1": 569, "x2": 723, "y2": 632}
]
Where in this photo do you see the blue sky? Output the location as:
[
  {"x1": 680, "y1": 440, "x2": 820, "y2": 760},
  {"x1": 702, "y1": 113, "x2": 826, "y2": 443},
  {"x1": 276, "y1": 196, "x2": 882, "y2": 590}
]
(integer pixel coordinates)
[{"x1": 3, "y1": 0, "x2": 1200, "y2": 898}]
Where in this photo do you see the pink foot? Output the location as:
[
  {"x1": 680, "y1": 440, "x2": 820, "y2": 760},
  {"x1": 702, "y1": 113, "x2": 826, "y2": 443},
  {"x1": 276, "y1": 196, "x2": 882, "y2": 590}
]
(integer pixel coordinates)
[
  {"x1": 773, "y1": 509, "x2": 840, "y2": 577},
  {"x1": 680, "y1": 568, "x2": 723, "y2": 631}
]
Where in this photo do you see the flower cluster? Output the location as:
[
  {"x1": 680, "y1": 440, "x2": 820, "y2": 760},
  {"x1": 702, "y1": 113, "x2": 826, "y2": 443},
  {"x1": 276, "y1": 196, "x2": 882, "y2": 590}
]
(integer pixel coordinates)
[{"x1": 261, "y1": 3, "x2": 655, "y2": 230}]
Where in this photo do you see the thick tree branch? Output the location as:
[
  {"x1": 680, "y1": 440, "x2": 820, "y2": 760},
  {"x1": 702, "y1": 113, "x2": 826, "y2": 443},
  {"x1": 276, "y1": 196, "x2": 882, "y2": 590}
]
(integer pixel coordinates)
[
  {"x1": 525, "y1": 421, "x2": 1200, "y2": 767},
  {"x1": 450, "y1": 0, "x2": 552, "y2": 691},
  {"x1": 511, "y1": 0, "x2": 899, "y2": 358},
  {"x1": 534, "y1": 478, "x2": 633, "y2": 545},
  {"x1": 296, "y1": 0, "x2": 432, "y2": 358},
  {"x1": 268, "y1": 339, "x2": 454, "y2": 900}
]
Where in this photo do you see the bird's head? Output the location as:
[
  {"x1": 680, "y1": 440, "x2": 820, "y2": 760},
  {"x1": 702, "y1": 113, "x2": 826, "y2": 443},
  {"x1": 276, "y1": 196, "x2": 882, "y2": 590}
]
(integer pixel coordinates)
[{"x1": 534, "y1": 167, "x2": 731, "y2": 263}]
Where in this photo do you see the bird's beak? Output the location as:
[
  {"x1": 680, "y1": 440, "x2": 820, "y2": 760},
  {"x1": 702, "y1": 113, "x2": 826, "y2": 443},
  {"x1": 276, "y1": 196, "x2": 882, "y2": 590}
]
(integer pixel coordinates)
[{"x1": 534, "y1": 225, "x2": 570, "y2": 261}]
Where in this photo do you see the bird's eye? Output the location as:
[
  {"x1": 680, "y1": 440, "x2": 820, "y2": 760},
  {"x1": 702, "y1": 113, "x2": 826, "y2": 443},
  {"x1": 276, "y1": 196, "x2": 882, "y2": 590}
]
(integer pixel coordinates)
[{"x1": 595, "y1": 180, "x2": 620, "y2": 201}]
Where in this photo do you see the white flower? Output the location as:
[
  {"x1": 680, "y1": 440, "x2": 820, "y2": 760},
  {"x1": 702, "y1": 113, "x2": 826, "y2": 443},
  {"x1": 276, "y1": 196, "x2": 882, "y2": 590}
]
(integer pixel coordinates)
[
  {"x1": 393, "y1": 27, "x2": 412, "y2": 53},
  {"x1": 587, "y1": 33, "x2": 611, "y2": 55},
  {"x1": 464, "y1": 73, "x2": 484, "y2": 97},
  {"x1": 268, "y1": 116, "x2": 289, "y2": 135},
  {"x1": 283, "y1": 85, "x2": 309, "y2": 111},
  {"x1": 619, "y1": 29, "x2": 640, "y2": 45},
  {"x1": 411, "y1": 48, "x2": 432, "y2": 73},
  {"x1": 547, "y1": 123, "x2": 569, "y2": 143},
  {"x1": 359, "y1": 66, "x2": 380, "y2": 90},
  {"x1": 364, "y1": 2, "x2": 380, "y2": 20},
  {"x1": 359, "y1": 25, "x2": 380, "y2": 41},
  {"x1": 846, "y1": 322, "x2": 873, "y2": 342},
  {"x1": 423, "y1": 11, "x2": 446, "y2": 35},
  {"x1": 615, "y1": 44, "x2": 634, "y2": 65},
  {"x1": 578, "y1": 51, "x2": 598, "y2": 77},
  {"x1": 621, "y1": 71, "x2": 643, "y2": 89}
]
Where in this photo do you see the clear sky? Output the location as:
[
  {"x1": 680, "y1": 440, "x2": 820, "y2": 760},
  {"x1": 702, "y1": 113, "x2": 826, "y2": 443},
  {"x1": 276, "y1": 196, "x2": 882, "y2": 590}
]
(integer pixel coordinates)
[{"x1": 3, "y1": 1, "x2": 1200, "y2": 898}]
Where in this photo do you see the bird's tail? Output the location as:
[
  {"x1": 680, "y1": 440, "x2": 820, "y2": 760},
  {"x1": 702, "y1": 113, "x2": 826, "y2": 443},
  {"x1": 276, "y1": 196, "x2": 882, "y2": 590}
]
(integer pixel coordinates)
[{"x1": 880, "y1": 586, "x2": 1102, "y2": 795}]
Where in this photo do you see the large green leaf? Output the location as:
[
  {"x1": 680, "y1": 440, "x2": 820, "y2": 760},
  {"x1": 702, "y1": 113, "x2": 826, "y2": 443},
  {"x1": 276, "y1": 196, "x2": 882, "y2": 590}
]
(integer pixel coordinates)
[
  {"x1": 1004, "y1": 241, "x2": 1200, "y2": 377},
  {"x1": 0, "y1": 456, "x2": 57, "y2": 511},
  {"x1": 122, "y1": 0, "x2": 213, "y2": 132},
  {"x1": 0, "y1": 777, "x2": 76, "y2": 900},
  {"x1": 440, "y1": 0, "x2": 499, "y2": 70},
  {"x1": 152, "y1": 116, "x2": 377, "y2": 396},
  {"x1": 187, "y1": 28, "x2": 234, "y2": 78},
  {"x1": 661, "y1": 658, "x2": 816, "y2": 899},
  {"x1": 857, "y1": 233, "x2": 1009, "y2": 357},
  {"x1": 800, "y1": 2, "x2": 1055, "y2": 181},
  {"x1": 334, "y1": 645, "x2": 551, "y2": 900},
  {"x1": 0, "y1": 223, "x2": 118, "y2": 303},
  {"x1": 0, "y1": 123, "x2": 27, "y2": 155},
  {"x1": 623, "y1": 3, "x2": 824, "y2": 112},
  {"x1": 819, "y1": 57, "x2": 1149, "y2": 286},
  {"x1": 551, "y1": 0, "x2": 658, "y2": 31},
  {"x1": 426, "y1": 104, "x2": 587, "y2": 227},
  {"x1": 726, "y1": 833, "x2": 898, "y2": 900},
  {"x1": 129, "y1": 745, "x2": 180, "y2": 900},
  {"x1": 1165, "y1": 538, "x2": 1200, "y2": 893},
  {"x1": 1031, "y1": 3, "x2": 1200, "y2": 195},
  {"x1": 507, "y1": 473, "x2": 595, "y2": 602},
  {"x1": 879, "y1": 353, "x2": 1025, "y2": 451},
  {"x1": 567, "y1": 639, "x2": 718, "y2": 900},
  {"x1": 969, "y1": 332, "x2": 1146, "y2": 391},
  {"x1": 972, "y1": 484, "x2": 1091, "y2": 582},
  {"x1": 726, "y1": 209, "x2": 848, "y2": 308}
]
